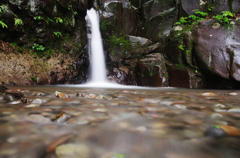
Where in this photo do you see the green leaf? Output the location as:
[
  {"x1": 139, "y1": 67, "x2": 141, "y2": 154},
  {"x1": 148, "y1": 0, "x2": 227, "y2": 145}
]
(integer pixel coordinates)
[
  {"x1": 55, "y1": 17, "x2": 63, "y2": 23},
  {"x1": 53, "y1": 32, "x2": 62, "y2": 38},
  {"x1": 34, "y1": 16, "x2": 43, "y2": 20},
  {"x1": 15, "y1": 18, "x2": 23, "y2": 26},
  {"x1": 0, "y1": 20, "x2": 7, "y2": 28},
  {"x1": 214, "y1": 125, "x2": 220, "y2": 129}
]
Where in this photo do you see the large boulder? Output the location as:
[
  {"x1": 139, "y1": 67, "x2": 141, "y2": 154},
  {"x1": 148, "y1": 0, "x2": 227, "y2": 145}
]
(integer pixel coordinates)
[
  {"x1": 138, "y1": 53, "x2": 168, "y2": 87},
  {"x1": 99, "y1": 1, "x2": 137, "y2": 36},
  {"x1": 193, "y1": 19, "x2": 240, "y2": 81},
  {"x1": 137, "y1": 53, "x2": 202, "y2": 88},
  {"x1": 143, "y1": 7, "x2": 175, "y2": 42}
]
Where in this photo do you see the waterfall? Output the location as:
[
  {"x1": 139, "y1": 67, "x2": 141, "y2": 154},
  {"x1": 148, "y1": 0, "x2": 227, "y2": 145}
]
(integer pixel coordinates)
[
  {"x1": 86, "y1": 8, "x2": 107, "y2": 83},
  {"x1": 65, "y1": 9, "x2": 172, "y2": 88}
]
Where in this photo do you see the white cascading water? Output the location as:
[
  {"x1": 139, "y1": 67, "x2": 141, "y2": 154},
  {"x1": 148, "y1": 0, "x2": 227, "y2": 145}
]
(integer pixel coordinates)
[
  {"x1": 83, "y1": 8, "x2": 121, "y2": 88},
  {"x1": 87, "y1": 8, "x2": 107, "y2": 83}
]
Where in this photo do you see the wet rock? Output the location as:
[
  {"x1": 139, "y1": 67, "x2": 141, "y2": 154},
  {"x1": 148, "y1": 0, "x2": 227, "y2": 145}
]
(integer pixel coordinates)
[
  {"x1": 0, "y1": 82, "x2": 8, "y2": 93},
  {"x1": 55, "y1": 143, "x2": 90, "y2": 158},
  {"x1": 31, "y1": 99, "x2": 43, "y2": 104},
  {"x1": 9, "y1": 81, "x2": 15, "y2": 86},
  {"x1": 26, "y1": 104, "x2": 41, "y2": 108},
  {"x1": 138, "y1": 53, "x2": 167, "y2": 87},
  {"x1": 144, "y1": 7, "x2": 175, "y2": 42},
  {"x1": 99, "y1": 1, "x2": 137, "y2": 36},
  {"x1": 27, "y1": 114, "x2": 51, "y2": 122},
  {"x1": 48, "y1": 71, "x2": 57, "y2": 85},
  {"x1": 202, "y1": 92, "x2": 216, "y2": 97},
  {"x1": 21, "y1": 97, "x2": 28, "y2": 103},
  {"x1": 210, "y1": 113, "x2": 223, "y2": 120},
  {"x1": 56, "y1": 114, "x2": 68, "y2": 123},
  {"x1": 193, "y1": 19, "x2": 240, "y2": 84},
  {"x1": 167, "y1": 64, "x2": 202, "y2": 88},
  {"x1": 127, "y1": 35, "x2": 152, "y2": 46},
  {"x1": 228, "y1": 108, "x2": 240, "y2": 113},
  {"x1": 37, "y1": 76, "x2": 48, "y2": 85},
  {"x1": 219, "y1": 125, "x2": 240, "y2": 137},
  {"x1": 205, "y1": 126, "x2": 227, "y2": 138},
  {"x1": 55, "y1": 91, "x2": 66, "y2": 98},
  {"x1": 10, "y1": 100, "x2": 21, "y2": 104},
  {"x1": 229, "y1": 92, "x2": 238, "y2": 96},
  {"x1": 87, "y1": 94, "x2": 97, "y2": 99},
  {"x1": 57, "y1": 76, "x2": 65, "y2": 84},
  {"x1": 3, "y1": 94, "x2": 15, "y2": 102},
  {"x1": 46, "y1": 135, "x2": 74, "y2": 153}
]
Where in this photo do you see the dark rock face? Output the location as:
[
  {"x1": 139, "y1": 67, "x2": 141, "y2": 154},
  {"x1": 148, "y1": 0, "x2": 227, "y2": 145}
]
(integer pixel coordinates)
[
  {"x1": 138, "y1": 53, "x2": 167, "y2": 87},
  {"x1": 144, "y1": 7, "x2": 175, "y2": 42},
  {"x1": 193, "y1": 19, "x2": 240, "y2": 82},
  {"x1": 99, "y1": 1, "x2": 137, "y2": 36}
]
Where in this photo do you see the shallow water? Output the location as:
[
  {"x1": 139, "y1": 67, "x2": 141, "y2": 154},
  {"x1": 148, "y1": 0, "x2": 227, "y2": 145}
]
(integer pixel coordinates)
[{"x1": 0, "y1": 86, "x2": 240, "y2": 158}]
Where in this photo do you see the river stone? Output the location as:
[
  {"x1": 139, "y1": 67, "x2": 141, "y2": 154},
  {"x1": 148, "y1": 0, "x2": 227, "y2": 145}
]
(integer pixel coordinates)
[
  {"x1": 3, "y1": 95, "x2": 15, "y2": 102},
  {"x1": 205, "y1": 126, "x2": 226, "y2": 138},
  {"x1": 27, "y1": 114, "x2": 51, "y2": 122},
  {"x1": 31, "y1": 99, "x2": 43, "y2": 104},
  {"x1": 228, "y1": 108, "x2": 240, "y2": 113},
  {"x1": 55, "y1": 143, "x2": 90, "y2": 158}
]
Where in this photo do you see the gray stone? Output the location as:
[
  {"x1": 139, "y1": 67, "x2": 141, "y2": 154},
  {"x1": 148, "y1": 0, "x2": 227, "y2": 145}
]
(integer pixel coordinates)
[
  {"x1": 27, "y1": 114, "x2": 51, "y2": 122},
  {"x1": 3, "y1": 95, "x2": 15, "y2": 102},
  {"x1": 56, "y1": 143, "x2": 90, "y2": 158}
]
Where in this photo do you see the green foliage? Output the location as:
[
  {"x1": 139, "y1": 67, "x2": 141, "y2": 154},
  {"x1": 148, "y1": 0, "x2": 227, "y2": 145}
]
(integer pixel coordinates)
[
  {"x1": 68, "y1": 5, "x2": 72, "y2": 10},
  {"x1": 100, "y1": 19, "x2": 112, "y2": 31},
  {"x1": 55, "y1": 17, "x2": 63, "y2": 23},
  {"x1": 14, "y1": 18, "x2": 23, "y2": 26},
  {"x1": 175, "y1": 9, "x2": 208, "y2": 26},
  {"x1": 32, "y1": 43, "x2": 45, "y2": 51},
  {"x1": 0, "y1": 20, "x2": 7, "y2": 28},
  {"x1": 0, "y1": 5, "x2": 5, "y2": 13},
  {"x1": 195, "y1": 70, "x2": 198, "y2": 73},
  {"x1": 109, "y1": 35, "x2": 132, "y2": 51},
  {"x1": 213, "y1": 11, "x2": 234, "y2": 24},
  {"x1": 31, "y1": 76, "x2": 37, "y2": 82},
  {"x1": 34, "y1": 16, "x2": 44, "y2": 20},
  {"x1": 64, "y1": 17, "x2": 71, "y2": 23},
  {"x1": 175, "y1": 17, "x2": 189, "y2": 25},
  {"x1": 222, "y1": 11, "x2": 233, "y2": 17},
  {"x1": 208, "y1": 7, "x2": 215, "y2": 12},
  {"x1": 45, "y1": 18, "x2": 53, "y2": 25},
  {"x1": 178, "y1": 45, "x2": 185, "y2": 51},
  {"x1": 73, "y1": 11, "x2": 78, "y2": 16},
  {"x1": 194, "y1": 9, "x2": 208, "y2": 17},
  {"x1": 53, "y1": 32, "x2": 62, "y2": 38}
]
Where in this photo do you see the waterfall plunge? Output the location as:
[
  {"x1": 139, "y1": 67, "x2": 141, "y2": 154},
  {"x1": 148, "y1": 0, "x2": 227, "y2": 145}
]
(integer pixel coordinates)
[
  {"x1": 83, "y1": 8, "x2": 122, "y2": 88},
  {"x1": 87, "y1": 8, "x2": 107, "y2": 83}
]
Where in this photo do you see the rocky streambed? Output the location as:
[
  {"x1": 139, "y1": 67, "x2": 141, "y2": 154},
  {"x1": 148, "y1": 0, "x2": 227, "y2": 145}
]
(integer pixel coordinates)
[{"x1": 0, "y1": 86, "x2": 240, "y2": 158}]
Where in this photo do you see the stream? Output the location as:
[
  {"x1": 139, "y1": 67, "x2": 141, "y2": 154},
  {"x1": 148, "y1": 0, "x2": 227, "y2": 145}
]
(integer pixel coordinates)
[{"x1": 0, "y1": 86, "x2": 240, "y2": 158}]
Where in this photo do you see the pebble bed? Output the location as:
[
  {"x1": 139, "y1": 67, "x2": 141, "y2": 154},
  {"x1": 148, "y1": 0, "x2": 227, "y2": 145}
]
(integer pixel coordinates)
[{"x1": 0, "y1": 86, "x2": 240, "y2": 158}]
